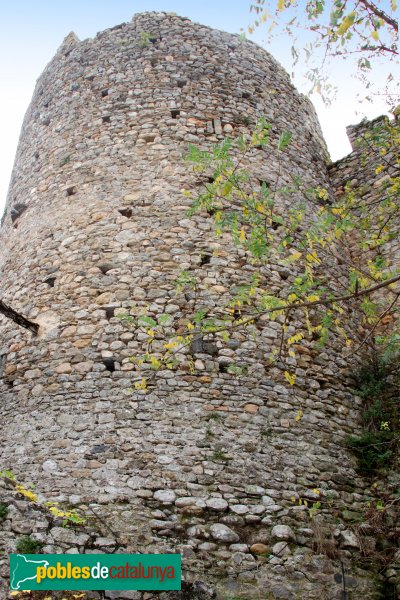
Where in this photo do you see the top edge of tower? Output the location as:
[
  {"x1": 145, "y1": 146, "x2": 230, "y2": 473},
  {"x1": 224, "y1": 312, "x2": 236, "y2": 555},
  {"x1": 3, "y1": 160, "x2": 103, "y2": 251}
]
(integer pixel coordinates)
[{"x1": 53, "y1": 11, "x2": 287, "y2": 71}]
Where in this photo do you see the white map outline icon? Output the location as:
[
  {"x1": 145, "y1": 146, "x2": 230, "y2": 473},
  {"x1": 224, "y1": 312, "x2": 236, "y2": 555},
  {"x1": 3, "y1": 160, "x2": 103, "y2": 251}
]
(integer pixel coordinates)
[{"x1": 10, "y1": 555, "x2": 50, "y2": 590}]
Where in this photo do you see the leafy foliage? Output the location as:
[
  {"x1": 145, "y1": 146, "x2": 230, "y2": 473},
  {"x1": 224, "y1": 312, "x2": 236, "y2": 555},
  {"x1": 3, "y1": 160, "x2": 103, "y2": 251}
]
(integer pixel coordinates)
[
  {"x1": 0, "y1": 502, "x2": 8, "y2": 522},
  {"x1": 248, "y1": 0, "x2": 398, "y2": 103},
  {"x1": 16, "y1": 535, "x2": 43, "y2": 554},
  {"x1": 347, "y1": 354, "x2": 399, "y2": 474},
  {"x1": 121, "y1": 116, "x2": 399, "y2": 390}
]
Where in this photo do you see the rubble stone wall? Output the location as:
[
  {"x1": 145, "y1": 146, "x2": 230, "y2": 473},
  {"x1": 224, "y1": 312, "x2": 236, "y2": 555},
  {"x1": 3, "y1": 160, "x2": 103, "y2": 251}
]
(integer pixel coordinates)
[{"x1": 0, "y1": 12, "x2": 397, "y2": 600}]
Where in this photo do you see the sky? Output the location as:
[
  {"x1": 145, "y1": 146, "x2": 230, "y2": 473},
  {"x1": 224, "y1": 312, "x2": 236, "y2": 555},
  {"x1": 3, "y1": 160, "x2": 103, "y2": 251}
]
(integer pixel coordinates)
[{"x1": 0, "y1": 0, "x2": 396, "y2": 211}]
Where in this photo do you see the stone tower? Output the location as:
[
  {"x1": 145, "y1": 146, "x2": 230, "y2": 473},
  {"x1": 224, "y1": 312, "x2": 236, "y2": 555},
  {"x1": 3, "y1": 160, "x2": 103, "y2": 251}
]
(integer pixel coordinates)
[{"x1": 0, "y1": 12, "x2": 396, "y2": 600}]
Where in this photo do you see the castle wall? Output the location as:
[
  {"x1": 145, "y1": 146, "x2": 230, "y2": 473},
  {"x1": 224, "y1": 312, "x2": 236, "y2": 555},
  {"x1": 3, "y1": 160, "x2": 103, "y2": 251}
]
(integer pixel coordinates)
[{"x1": 0, "y1": 13, "x2": 388, "y2": 599}]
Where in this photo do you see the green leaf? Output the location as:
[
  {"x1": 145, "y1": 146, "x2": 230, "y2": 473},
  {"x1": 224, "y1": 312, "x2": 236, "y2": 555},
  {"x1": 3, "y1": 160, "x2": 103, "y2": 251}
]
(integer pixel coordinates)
[
  {"x1": 278, "y1": 130, "x2": 292, "y2": 151},
  {"x1": 157, "y1": 314, "x2": 171, "y2": 326},
  {"x1": 138, "y1": 316, "x2": 157, "y2": 327},
  {"x1": 194, "y1": 310, "x2": 206, "y2": 324}
]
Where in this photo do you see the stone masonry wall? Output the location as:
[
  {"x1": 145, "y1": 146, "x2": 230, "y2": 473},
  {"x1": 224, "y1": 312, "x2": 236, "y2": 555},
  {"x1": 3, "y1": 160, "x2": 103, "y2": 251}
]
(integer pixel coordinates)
[{"x1": 0, "y1": 12, "x2": 396, "y2": 599}]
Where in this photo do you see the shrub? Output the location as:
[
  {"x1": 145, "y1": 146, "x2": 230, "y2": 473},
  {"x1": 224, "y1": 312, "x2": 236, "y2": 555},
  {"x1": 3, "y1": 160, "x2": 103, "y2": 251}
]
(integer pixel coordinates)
[
  {"x1": 347, "y1": 355, "x2": 399, "y2": 475},
  {"x1": 16, "y1": 535, "x2": 43, "y2": 554},
  {"x1": 0, "y1": 502, "x2": 8, "y2": 522}
]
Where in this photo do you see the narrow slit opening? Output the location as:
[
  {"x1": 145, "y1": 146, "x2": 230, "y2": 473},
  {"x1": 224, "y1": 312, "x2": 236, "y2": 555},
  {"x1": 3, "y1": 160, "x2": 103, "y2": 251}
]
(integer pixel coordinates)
[
  {"x1": 44, "y1": 277, "x2": 56, "y2": 288},
  {"x1": 118, "y1": 208, "x2": 132, "y2": 218}
]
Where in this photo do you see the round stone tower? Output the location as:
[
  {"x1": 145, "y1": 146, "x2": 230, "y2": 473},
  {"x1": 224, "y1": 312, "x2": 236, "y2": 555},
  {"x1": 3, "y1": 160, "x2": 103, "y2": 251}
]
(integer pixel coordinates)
[{"x1": 0, "y1": 12, "x2": 383, "y2": 599}]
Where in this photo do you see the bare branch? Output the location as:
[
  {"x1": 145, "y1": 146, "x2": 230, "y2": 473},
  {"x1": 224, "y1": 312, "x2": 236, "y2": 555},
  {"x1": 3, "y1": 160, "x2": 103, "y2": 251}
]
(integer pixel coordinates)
[
  {"x1": 358, "y1": 0, "x2": 398, "y2": 32},
  {"x1": 0, "y1": 300, "x2": 38, "y2": 335}
]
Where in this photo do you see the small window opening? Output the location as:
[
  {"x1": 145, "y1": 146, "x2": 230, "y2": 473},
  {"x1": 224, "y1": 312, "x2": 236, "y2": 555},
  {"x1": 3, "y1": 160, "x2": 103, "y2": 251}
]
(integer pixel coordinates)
[
  {"x1": 99, "y1": 263, "x2": 114, "y2": 275},
  {"x1": 242, "y1": 91, "x2": 251, "y2": 99},
  {"x1": 44, "y1": 277, "x2": 56, "y2": 288},
  {"x1": 102, "y1": 116, "x2": 111, "y2": 123},
  {"x1": 171, "y1": 109, "x2": 180, "y2": 119},
  {"x1": 207, "y1": 177, "x2": 215, "y2": 184},
  {"x1": 177, "y1": 79, "x2": 187, "y2": 88},
  {"x1": 207, "y1": 208, "x2": 216, "y2": 217},
  {"x1": 103, "y1": 358, "x2": 116, "y2": 372},
  {"x1": 150, "y1": 58, "x2": 158, "y2": 67},
  {"x1": 34, "y1": 152, "x2": 39, "y2": 160},
  {"x1": 11, "y1": 203, "x2": 27, "y2": 224},
  {"x1": 105, "y1": 307, "x2": 115, "y2": 320},
  {"x1": 101, "y1": 89, "x2": 109, "y2": 97},
  {"x1": 259, "y1": 179, "x2": 270, "y2": 188},
  {"x1": 271, "y1": 220, "x2": 282, "y2": 231},
  {"x1": 219, "y1": 363, "x2": 230, "y2": 373},
  {"x1": 200, "y1": 253, "x2": 211, "y2": 266},
  {"x1": 66, "y1": 186, "x2": 77, "y2": 196},
  {"x1": 118, "y1": 208, "x2": 132, "y2": 218},
  {"x1": 144, "y1": 134, "x2": 156, "y2": 143}
]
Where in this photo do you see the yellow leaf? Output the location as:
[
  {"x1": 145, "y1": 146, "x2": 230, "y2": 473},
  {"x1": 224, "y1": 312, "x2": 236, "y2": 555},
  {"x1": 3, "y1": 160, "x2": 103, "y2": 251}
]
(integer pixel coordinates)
[
  {"x1": 295, "y1": 409, "x2": 303, "y2": 421},
  {"x1": 239, "y1": 228, "x2": 246, "y2": 242},
  {"x1": 284, "y1": 371, "x2": 296, "y2": 385},
  {"x1": 134, "y1": 378, "x2": 147, "y2": 390},
  {"x1": 316, "y1": 187, "x2": 328, "y2": 200},
  {"x1": 288, "y1": 251, "x2": 302, "y2": 262},
  {"x1": 278, "y1": 0, "x2": 285, "y2": 10},
  {"x1": 306, "y1": 252, "x2": 320, "y2": 264},
  {"x1": 164, "y1": 341, "x2": 178, "y2": 350},
  {"x1": 337, "y1": 12, "x2": 356, "y2": 36},
  {"x1": 371, "y1": 30, "x2": 379, "y2": 41},
  {"x1": 287, "y1": 332, "x2": 304, "y2": 345}
]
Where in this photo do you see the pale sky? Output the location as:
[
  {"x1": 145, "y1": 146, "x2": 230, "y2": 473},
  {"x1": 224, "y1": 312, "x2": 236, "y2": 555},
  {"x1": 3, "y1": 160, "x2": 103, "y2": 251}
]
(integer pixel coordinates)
[{"x1": 0, "y1": 0, "x2": 395, "y2": 212}]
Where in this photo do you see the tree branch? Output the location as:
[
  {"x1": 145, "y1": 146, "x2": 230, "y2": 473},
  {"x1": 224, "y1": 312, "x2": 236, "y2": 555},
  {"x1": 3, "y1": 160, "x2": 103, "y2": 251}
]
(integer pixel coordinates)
[
  {"x1": 358, "y1": 0, "x2": 398, "y2": 33},
  {"x1": 204, "y1": 272, "x2": 400, "y2": 334},
  {"x1": 0, "y1": 300, "x2": 39, "y2": 335}
]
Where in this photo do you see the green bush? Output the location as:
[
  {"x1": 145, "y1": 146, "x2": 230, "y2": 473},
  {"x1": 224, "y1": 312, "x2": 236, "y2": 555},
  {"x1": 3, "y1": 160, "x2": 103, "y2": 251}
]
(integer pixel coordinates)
[
  {"x1": 347, "y1": 431, "x2": 395, "y2": 475},
  {"x1": 16, "y1": 535, "x2": 43, "y2": 554},
  {"x1": 0, "y1": 502, "x2": 8, "y2": 522},
  {"x1": 347, "y1": 355, "x2": 399, "y2": 475}
]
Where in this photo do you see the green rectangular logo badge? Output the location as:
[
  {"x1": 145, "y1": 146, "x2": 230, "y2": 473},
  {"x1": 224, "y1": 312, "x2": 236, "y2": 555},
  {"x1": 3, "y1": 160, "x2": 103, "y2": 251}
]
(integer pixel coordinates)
[{"x1": 10, "y1": 554, "x2": 181, "y2": 590}]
